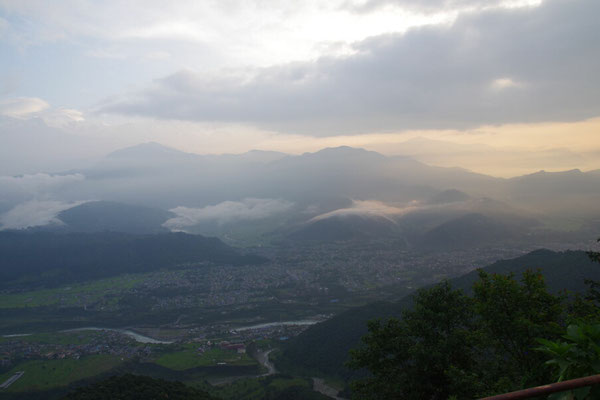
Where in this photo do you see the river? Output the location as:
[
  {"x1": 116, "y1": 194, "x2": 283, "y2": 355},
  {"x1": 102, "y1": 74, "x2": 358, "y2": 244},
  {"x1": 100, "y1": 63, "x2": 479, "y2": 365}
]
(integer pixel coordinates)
[
  {"x1": 60, "y1": 327, "x2": 173, "y2": 344},
  {"x1": 232, "y1": 320, "x2": 320, "y2": 332}
]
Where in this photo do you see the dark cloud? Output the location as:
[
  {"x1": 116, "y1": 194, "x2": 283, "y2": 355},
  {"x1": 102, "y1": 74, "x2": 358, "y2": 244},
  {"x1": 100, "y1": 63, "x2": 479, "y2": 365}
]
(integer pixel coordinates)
[{"x1": 99, "y1": 0, "x2": 600, "y2": 136}]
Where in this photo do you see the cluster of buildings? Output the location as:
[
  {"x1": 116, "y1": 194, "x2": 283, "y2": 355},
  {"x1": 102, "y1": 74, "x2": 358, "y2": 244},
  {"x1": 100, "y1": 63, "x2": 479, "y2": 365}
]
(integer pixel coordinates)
[{"x1": 0, "y1": 331, "x2": 154, "y2": 365}]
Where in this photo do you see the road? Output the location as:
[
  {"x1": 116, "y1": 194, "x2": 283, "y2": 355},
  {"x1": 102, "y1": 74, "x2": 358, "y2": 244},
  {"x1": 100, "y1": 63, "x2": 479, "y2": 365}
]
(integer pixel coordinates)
[
  {"x1": 312, "y1": 377, "x2": 347, "y2": 400},
  {"x1": 257, "y1": 349, "x2": 276, "y2": 376},
  {"x1": 0, "y1": 371, "x2": 24, "y2": 389},
  {"x1": 208, "y1": 348, "x2": 277, "y2": 385}
]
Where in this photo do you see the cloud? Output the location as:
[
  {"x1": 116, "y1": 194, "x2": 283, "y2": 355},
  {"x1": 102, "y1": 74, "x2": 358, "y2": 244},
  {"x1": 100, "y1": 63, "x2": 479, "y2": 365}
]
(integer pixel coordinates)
[
  {"x1": 0, "y1": 173, "x2": 85, "y2": 195},
  {"x1": 99, "y1": 0, "x2": 600, "y2": 136},
  {"x1": 0, "y1": 200, "x2": 85, "y2": 230},
  {"x1": 0, "y1": 97, "x2": 84, "y2": 127},
  {"x1": 42, "y1": 108, "x2": 85, "y2": 127},
  {"x1": 0, "y1": 173, "x2": 86, "y2": 210},
  {"x1": 490, "y1": 77, "x2": 522, "y2": 90},
  {"x1": 164, "y1": 198, "x2": 294, "y2": 230},
  {"x1": 0, "y1": 0, "x2": 439, "y2": 68},
  {"x1": 345, "y1": 0, "x2": 540, "y2": 14},
  {"x1": 0, "y1": 97, "x2": 49, "y2": 118},
  {"x1": 310, "y1": 200, "x2": 416, "y2": 222}
]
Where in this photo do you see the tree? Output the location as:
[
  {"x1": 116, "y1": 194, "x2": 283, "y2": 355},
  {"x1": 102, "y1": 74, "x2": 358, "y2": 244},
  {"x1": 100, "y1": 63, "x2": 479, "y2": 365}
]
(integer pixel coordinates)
[
  {"x1": 348, "y1": 281, "x2": 478, "y2": 400},
  {"x1": 534, "y1": 238, "x2": 600, "y2": 400},
  {"x1": 349, "y1": 271, "x2": 566, "y2": 399},
  {"x1": 587, "y1": 238, "x2": 600, "y2": 264},
  {"x1": 536, "y1": 323, "x2": 600, "y2": 400},
  {"x1": 473, "y1": 269, "x2": 564, "y2": 391}
]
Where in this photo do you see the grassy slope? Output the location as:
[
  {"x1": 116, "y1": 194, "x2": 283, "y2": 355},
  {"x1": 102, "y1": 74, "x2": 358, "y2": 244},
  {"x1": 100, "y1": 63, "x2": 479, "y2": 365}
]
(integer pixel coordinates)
[{"x1": 0, "y1": 355, "x2": 123, "y2": 393}]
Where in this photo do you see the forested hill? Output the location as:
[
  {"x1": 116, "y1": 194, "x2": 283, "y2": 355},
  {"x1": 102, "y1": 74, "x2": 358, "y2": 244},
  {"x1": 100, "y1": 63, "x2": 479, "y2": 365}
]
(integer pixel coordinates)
[
  {"x1": 0, "y1": 231, "x2": 267, "y2": 290},
  {"x1": 452, "y1": 249, "x2": 599, "y2": 295},
  {"x1": 61, "y1": 374, "x2": 217, "y2": 400},
  {"x1": 277, "y1": 249, "x2": 600, "y2": 380},
  {"x1": 57, "y1": 201, "x2": 175, "y2": 234}
]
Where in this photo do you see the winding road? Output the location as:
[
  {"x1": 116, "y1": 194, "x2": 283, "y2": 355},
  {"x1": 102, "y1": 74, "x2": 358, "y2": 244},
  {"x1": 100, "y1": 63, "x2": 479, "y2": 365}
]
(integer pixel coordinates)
[
  {"x1": 312, "y1": 377, "x2": 347, "y2": 400},
  {"x1": 208, "y1": 348, "x2": 277, "y2": 385},
  {"x1": 256, "y1": 349, "x2": 276, "y2": 376}
]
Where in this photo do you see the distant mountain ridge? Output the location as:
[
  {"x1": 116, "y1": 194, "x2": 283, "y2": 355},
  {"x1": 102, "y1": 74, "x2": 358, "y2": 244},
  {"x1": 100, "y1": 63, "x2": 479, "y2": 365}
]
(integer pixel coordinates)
[
  {"x1": 83, "y1": 143, "x2": 600, "y2": 211},
  {"x1": 3, "y1": 143, "x2": 599, "y2": 244}
]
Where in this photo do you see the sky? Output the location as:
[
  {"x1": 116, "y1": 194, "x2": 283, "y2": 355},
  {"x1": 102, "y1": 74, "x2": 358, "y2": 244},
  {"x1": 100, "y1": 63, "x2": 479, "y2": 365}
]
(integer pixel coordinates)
[{"x1": 0, "y1": 0, "x2": 599, "y2": 177}]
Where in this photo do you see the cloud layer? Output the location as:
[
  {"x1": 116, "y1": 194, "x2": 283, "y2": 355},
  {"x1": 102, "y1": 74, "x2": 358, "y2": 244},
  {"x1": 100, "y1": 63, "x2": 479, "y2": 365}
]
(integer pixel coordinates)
[
  {"x1": 164, "y1": 198, "x2": 294, "y2": 230},
  {"x1": 0, "y1": 173, "x2": 86, "y2": 215},
  {"x1": 309, "y1": 200, "x2": 413, "y2": 223},
  {"x1": 99, "y1": 0, "x2": 600, "y2": 136},
  {"x1": 0, "y1": 200, "x2": 85, "y2": 230}
]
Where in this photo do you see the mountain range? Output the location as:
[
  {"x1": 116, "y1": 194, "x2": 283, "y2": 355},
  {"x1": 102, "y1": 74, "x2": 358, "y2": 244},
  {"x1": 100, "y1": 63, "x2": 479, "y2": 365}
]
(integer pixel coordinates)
[{"x1": 1, "y1": 143, "x2": 599, "y2": 247}]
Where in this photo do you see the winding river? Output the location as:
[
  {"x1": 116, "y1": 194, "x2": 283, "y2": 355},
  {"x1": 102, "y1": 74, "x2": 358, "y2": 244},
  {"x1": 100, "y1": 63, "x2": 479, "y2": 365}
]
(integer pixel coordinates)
[{"x1": 60, "y1": 327, "x2": 174, "y2": 344}]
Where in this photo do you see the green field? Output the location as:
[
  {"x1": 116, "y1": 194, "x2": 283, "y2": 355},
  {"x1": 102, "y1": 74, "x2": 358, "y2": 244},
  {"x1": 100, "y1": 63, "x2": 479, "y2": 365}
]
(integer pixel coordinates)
[
  {"x1": 0, "y1": 355, "x2": 123, "y2": 392},
  {"x1": 155, "y1": 345, "x2": 256, "y2": 370},
  {"x1": 0, "y1": 274, "x2": 144, "y2": 309},
  {"x1": 0, "y1": 330, "x2": 103, "y2": 345}
]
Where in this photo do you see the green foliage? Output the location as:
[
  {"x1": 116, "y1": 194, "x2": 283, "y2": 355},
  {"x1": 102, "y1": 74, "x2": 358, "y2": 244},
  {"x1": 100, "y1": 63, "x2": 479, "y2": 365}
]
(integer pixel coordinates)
[
  {"x1": 583, "y1": 239, "x2": 600, "y2": 308},
  {"x1": 586, "y1": 238, "x2": 600, "y2": 264},
  {"x1": 537, "y1": 324, "x2": 600, "y2": 382},
  {"x1": 61, "y1": 374, "x2": 217, "y2": 400},
  {"x1": 348, "y1": 270, "x2": 569, "y2": 399},
  {"x1": 536, "y1": 323, "x2": 600, "y2": 400},
  {"x1": 534, "y1": 241, "x2": 600, "y2": 400},
  {"x1": 473, "y1": 270, "x2": 564, "y2": 388},
  {"x1": 348, "y1": 282, "x2": 479, "y2": 400},
  {"x1": 210, "y1": 374, "x2": 329, "y2": 400}
]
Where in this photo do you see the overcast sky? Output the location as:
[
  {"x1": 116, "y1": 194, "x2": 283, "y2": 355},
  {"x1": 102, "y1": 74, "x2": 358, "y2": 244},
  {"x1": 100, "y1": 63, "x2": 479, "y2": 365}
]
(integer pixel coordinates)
[{"x1": 1, "y1": 0, "x2": 599, "y2": 177}]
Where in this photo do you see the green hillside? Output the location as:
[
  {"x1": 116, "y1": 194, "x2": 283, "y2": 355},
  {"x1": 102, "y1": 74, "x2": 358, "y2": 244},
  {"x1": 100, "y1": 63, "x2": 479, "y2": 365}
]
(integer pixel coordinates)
[
  {"x1": 0, "y1": 231, "x2": 267, "y2": 289},
  {"x1": 61, "y1": 374, "x2": 217, "y2": 400}
]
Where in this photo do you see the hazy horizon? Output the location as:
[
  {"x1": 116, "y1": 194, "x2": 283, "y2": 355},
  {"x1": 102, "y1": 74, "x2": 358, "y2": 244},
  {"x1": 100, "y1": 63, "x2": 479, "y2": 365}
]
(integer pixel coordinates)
[{"x1": 2, "y1": 0, "x2": 600, "y2": 177}]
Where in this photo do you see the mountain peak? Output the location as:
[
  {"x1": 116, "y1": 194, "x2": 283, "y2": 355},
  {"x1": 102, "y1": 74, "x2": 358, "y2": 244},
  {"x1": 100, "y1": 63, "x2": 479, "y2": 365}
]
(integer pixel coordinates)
[
  {"x1": 304, "y1": 146, "x2": 385, "y2": 159},
  {"x1": 517, "y1": 168, "x2": 584, "y2": 180},
  {"x1": 107, "y1": 142, "x2": 189, "y2": 159}
]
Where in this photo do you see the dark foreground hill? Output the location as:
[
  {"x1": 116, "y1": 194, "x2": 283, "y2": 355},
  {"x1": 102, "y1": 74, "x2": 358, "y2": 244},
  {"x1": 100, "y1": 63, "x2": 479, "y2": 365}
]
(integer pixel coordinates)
[
  {"x1": 61, "y1": 374, "x2": 217, "y2": 400},
  {"x1": 276, "y1": 249, "x2": 600, "y2": 380},
  {"x1": 0, "y1": 231, "x2": 267, "y2": 289}
]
